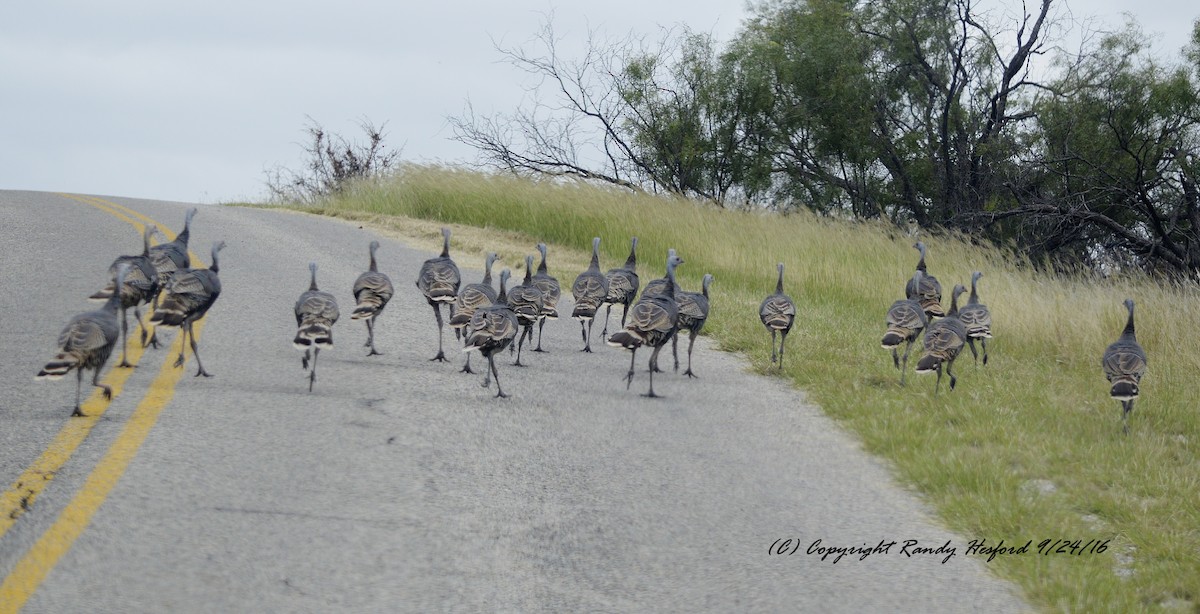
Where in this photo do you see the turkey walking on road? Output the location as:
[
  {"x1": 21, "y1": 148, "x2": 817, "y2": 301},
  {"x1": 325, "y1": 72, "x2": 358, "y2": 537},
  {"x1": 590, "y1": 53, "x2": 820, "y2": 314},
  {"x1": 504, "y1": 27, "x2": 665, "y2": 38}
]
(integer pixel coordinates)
[
  {"x1": 531, "y1": 242, "x2": 560, "y2": 352},
  {"x1": 571, "y1": 237, "x2": 609, "y2": 353},
  {"x1": 450, "y1": 252, "x2": 499, "y2": 374},
  {"x1": 149, "y1": 241, "x2": 225, "y2": 377},
  {"x1": 37, "y1": 264, "x2": 129, "y2": 417},
  {"x1": 416, "y1": 227, "x2": 461, "y2": 362},
  {"x1": 1103, "y1": 299, "x2": 1147, "y2": 435},
  {"x1": 640, "y1": 248, "x2": 679, "y2": 300},
  {"x1": 350, "y1": 241, "x2": 394, "y2": 356},
  {"x1": 89, "y1": 224, "x2": 160, "y2": 367},
  {"x1": 507, "y1": 255, "x2": 545, "y2": 367},
  {"x1": 601, "y1": 237, "x2": 639, "y2": 337},
  {"x1": 145, "y1": 207, "x2": 197, "y2": 348},
  {"x1": 295, "y1": 262, "x2": 340, "y2": 392},
  {"x1": 673, "y1": 273, "x2": 712, "y2": 378},
  {"x1": 464, "y1": 269, "x2": 519, "y2": 398},
  {"x1": 607, "y1": 251, "x2": 684, "y2": 398}
]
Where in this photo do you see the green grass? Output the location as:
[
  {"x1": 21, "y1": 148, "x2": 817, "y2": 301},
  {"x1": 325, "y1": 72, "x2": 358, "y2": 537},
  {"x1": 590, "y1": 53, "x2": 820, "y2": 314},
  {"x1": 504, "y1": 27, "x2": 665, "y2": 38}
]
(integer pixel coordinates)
[{"x1": 269, "y1": 165, "x2": 1200, "y2": 612}]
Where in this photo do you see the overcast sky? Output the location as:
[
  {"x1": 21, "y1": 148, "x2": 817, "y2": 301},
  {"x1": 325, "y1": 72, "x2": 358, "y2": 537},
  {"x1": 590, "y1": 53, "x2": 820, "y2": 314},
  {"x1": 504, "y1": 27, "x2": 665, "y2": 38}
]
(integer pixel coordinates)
[{"x1": 1, "y1": 1, "x2": 1196, "y2": 204}]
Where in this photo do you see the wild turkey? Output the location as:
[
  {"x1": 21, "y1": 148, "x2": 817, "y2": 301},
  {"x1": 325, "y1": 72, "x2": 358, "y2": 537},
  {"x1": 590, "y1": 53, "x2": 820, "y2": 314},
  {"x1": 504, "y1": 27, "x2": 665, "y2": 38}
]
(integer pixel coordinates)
[
  {"x1": 634, "y1": 248, "x2": 682, "y2": 374},
  {"x1": 881, "y1": 270, "x2": 929, "y2": 385},
  {"x1": 145, "y1": 207, "x2": 197, "y2": 348},
  {"x1": 1103, "y1": 299, "x2": 1147, "y2": 434},
  {"x1": 673, "y1": 273, "x2": 712, "y2": 378},
  {"x1": 294, "y1": 262, "x2": 340, "y2": 392},
  {"x1": 601, "y1": 237, "x2": 639, "y2": 337},
  {"x1": 607, "y1": 251, "x2": 683, "y2": 398},
  {"x1": 89, "y1": 224, "x2": 160, "y2": 367},
  {"x1": 449, "y1": 252, "x2": 499, "y2": 374},
  {"x1": 464, "y1": 269, "x2": 519, "y2": 398},
  {"x1": 530, "y1": 242, "x2": 560, "y2": 352},
  {"x1": 915, "y1": 283, "x2": 967, "y2": 393},
  {"x1": 149, "y1": 241, "x2": 225, "y2": 377},
  {"x1": 350, "y1": 241, "x2": 394, "y2": 356},
  {"x1": 37, "y1": 264, "x2": 129, "y2": 417},
  {"x1": 906, "y1": 241, "x2": 944, "y2": 319},
  {"x1": 958, "y1": 271, "x2": 992, "y2": 366},
  {"x1": 640, "y1": 249, "x2": 678, "y2": 299},
  {"x1": 415, "y1": 227, "x2": 461, "y2": 362},
  {"x1": 571, "y1": 237, "x2": 609, "y2": 353},
  {"x1": 506, "y1": 255, "x2": 544, "y2": 367},
  {"x1": 759, "y1": 263, "x2": 796, "y2": 370}
]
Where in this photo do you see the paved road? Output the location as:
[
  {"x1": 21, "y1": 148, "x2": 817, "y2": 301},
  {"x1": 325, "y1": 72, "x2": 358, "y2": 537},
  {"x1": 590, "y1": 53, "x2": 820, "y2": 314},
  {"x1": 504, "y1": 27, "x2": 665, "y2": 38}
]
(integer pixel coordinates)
[{"x1": 0, "y1": 191, "x2": 1029, "y2": 612}]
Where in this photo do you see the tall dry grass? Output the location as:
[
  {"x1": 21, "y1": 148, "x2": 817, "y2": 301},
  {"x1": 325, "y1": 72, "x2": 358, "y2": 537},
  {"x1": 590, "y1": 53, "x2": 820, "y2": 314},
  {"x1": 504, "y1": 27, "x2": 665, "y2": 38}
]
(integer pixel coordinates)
[{"x1": 281, "y1": 165, "x2": 1200, "y2": 611}]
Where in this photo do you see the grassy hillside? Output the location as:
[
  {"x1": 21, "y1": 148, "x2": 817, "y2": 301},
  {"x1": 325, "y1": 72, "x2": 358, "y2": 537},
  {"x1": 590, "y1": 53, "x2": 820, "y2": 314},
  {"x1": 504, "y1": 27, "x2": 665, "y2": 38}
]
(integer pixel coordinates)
[{"x1": 278, "y1": 165, "x2": 1199, "y2": 612}]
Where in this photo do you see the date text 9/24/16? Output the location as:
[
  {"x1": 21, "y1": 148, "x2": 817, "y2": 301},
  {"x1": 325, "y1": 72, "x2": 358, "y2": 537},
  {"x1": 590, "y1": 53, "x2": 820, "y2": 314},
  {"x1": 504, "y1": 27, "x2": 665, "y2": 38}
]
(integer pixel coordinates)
[{"x1": 769, "y1": 538, "x2": 1111, "y2": 564}]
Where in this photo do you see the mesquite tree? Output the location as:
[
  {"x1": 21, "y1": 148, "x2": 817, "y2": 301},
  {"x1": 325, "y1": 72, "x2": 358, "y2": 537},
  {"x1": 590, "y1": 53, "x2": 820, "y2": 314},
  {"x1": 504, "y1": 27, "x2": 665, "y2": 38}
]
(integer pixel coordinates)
[
  {"x1": 453, "y1": 4, "x2": 1200, "y2": 274},
  {"x1": 994, "y1": 24, "x2": 1200, "y2": 275}
]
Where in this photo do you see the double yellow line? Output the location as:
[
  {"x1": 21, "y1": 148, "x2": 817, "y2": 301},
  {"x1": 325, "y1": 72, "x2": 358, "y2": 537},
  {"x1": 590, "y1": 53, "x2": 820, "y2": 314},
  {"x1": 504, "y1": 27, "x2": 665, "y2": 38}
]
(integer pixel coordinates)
[{"x1": 0, "y1": 196, "x2": 204, "y2": 612}]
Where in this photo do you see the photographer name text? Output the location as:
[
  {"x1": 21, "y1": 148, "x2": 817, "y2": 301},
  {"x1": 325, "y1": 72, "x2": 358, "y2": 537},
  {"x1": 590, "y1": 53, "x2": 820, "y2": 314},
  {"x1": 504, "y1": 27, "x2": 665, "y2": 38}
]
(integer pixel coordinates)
[{"x1": 769, "y1": 538, "x2": 1111, "y2": 564}]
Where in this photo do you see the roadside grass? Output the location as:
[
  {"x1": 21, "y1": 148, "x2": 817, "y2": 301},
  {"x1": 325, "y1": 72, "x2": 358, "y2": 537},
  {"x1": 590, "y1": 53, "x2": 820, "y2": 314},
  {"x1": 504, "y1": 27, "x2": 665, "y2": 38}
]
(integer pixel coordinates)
[{"x1": 267, "y1": 165, "x2": 1200, "y2": 612}]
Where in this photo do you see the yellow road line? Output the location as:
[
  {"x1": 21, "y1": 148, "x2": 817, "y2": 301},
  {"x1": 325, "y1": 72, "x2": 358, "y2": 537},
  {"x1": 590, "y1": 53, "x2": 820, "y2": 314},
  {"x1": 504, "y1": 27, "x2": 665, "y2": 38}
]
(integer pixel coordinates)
[
  {"x1": 0, "y1": 388, "x2": 136, "y2": 536},
  {"x1": 0, "y1": 324, "x2": 202, "y2": 613},
  {"x1": 0, "y1": 194, "x2": 209, "y2": 611},
  {"x1": 0, "y1": 195, "x2": 162, "y2": 537},
  {"x1": 70, "y1": 195, "x2": 181, "y2": 242}
]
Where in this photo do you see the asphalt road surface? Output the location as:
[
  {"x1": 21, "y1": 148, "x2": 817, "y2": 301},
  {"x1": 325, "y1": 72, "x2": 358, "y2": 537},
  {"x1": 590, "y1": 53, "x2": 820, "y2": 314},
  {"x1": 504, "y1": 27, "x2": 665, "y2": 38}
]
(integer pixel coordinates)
[{"x1": 0, "y1": 191, "x2": 1029, "y2": 612}]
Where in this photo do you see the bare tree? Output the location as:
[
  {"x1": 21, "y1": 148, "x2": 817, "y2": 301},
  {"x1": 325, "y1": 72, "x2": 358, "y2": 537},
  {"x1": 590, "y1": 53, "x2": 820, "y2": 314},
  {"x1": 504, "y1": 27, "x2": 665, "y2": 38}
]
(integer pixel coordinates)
[
  {"x1": 449, "y1": 19, "x2": 682, "y2": 194},
  {"x1": 266, "y1": 117, "x2": 402, "y2": 205}
]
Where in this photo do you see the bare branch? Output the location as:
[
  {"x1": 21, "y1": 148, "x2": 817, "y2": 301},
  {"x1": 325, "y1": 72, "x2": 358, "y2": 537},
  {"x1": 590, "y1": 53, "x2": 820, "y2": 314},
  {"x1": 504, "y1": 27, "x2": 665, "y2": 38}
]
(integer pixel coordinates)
[{"x1": 265, "y1": 117, "x2": 401, "y2": 205}]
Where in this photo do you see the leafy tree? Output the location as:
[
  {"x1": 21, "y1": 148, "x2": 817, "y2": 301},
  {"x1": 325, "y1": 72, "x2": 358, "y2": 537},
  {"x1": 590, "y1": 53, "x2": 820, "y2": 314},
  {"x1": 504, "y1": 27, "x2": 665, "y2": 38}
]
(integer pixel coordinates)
[
  {"x1": 994, "y1": 23, "x2": 1200, "y2": 275},
  {"x1": 618, "y1": 31, "x2": 777, "y2": 203},
  {"x1": 735, "y1": 0, "x2": 1053, "y2": 223},
  {"x1": 452, "y1": 6, "x2": 1200, "y2": 275}
]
